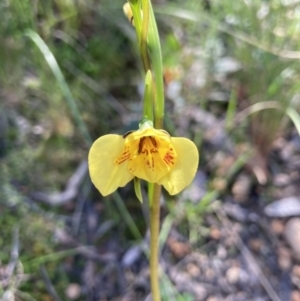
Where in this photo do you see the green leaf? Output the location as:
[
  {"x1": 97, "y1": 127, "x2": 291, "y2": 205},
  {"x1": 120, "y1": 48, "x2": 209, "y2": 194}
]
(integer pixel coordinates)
[{"x1": 134, "y1": 177, "x2": 143, "y2": 203}]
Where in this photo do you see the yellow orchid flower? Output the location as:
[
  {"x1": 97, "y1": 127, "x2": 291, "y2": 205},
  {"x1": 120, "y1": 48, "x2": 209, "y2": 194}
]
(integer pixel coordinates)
[{"x1": 88, "y1": 122, "x2": 199, "y2": 196}]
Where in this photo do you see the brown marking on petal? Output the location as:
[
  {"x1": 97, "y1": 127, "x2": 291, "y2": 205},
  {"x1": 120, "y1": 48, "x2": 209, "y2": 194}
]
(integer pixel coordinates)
[
  {"x1": 163, "y1": 149, "x2": 175, "y2": 166},
  {"x1": 115, "y1": 146, "x2": 130, "y2": 164},
  {"x1": 138, "y1": 137, "x2": 146, "y2": 154},
  {"x1": 149, "y1": 136, "x2": 157, "y2": 148},
  {"x1": 128, "y1": 135, "x2": 177, "y2": 179}
]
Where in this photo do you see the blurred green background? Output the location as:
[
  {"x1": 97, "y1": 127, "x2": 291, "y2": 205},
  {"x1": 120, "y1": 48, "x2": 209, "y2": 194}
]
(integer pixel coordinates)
[{"x1": 1, "y1": 0, "x2": 300, "y2": 300}]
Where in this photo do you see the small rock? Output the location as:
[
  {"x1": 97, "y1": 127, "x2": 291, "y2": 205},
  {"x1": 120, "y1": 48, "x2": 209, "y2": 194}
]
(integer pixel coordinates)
[
  {"x1": 193, "y1": 283, "x2": 207, "y2": 300},
  {"x1": 215, "y1": 155, "x2": 235, "y2": 177},
  {"x1": 248, "y1": 238, "x2": 264, "y2": 253},
  {"x1": 206, "y1": 297, "x2": 221, "y2": 301},
  {"x1": 205, "y1": 268, "x2": 215, "y2": 281},
  {"x1": 272, "y1": 137, "x2": 286, "y2": 150},
  {"x1": 186, "y1": 263, "x2": 201, "y2": 278},
  {"x1": 65, "y1": 283, "x2": 81, "y2": 300},
  {"x1": 169, "y1": 267, "x2": 207, "y2": 300},
  {"x1": 264, "y1": 197, "x2": 300, "y2": 217},
  {"x1": 122, "y1": 245, "x2": 142, "y2": 267},
  {"x1": 215, "y1": 57, "x2": 241, "y2": 74},
  {"x1": 208, "y1": 91, "x2": 229, "y2": 102},
  {"x1": 167, "y1": 237, "x2": 191, "y2": 259},
  {"x1": 182, "y1": 171, "x2": 207, "y2": 203},
  {"x1": 292, "y1": 274, "x2": 300, "y2": 290},
  {"x1": 281, "y1": 142, "x2": 296, "y2": 161},
  {"x1": 277, "y1": 246, "x2": 292, "y2": 270},
  {"x1": 284, "y1": 218, "x2": 300, "y2": 259},
  {"x1": 212, "y1": 177, "x2": 227, "y2": 191},
  {"x1": 293, "y1": 265, "x2": 300, "y2": 278},
  {"x1": 239, "y1": 269, "x2": 250, "y2": 284},
  {"x1": 223, "y1": 203, "x2": 249, "y2": 222},
  {"x1": 217, "y1": 244, "x2": 227, "y2": 259},
  {"x1": 210, "y1": 226, "x2": 221, "y2": 240},
  {"x1": 274, "y1": 173, "x2": 290, "y2": 187},
  {"x1": 232, "y1": 174, "x2": 252, "y2": 203},
  {"x1": 291, "y1": 290, "x2": 300, "y2": 301},
  {"x1": 226, "y1": 266, "x2": 240, "y2": 284},
  {"x1": 270, "y1": 219, "x2": 285, "y2": 235}
]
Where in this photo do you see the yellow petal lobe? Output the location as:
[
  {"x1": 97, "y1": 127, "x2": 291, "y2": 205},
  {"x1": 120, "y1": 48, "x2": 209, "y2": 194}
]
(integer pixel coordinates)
[
  {"x1": 158, "y1": 137, "x2": 199, "y2": 195},
  {"x1": 88, "y1": 134, "x2": 134, "y2": 196}
]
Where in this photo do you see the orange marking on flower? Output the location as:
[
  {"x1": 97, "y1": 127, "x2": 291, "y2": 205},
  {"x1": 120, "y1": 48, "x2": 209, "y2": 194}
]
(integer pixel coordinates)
[
  {"x1": 149, "y1": 136, "x2": 157, "y2": 148},
  {"x1": 163, "y1": 149, "x2": 175, "y2": 166},
  {"x1": 115, "y1": 146, "x2": 130, "y2": 164},
  {"x1": 138, "y1": 137, "x2": 146, "y2": 154}
]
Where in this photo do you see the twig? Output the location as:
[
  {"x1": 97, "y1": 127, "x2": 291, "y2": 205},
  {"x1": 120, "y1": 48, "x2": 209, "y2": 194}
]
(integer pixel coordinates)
[
  {"x1": 6, "y1": 228, "x2": 19, "y2": 279},
  {"x1": 216, "y1": 207, "x2": 282, "y2": 301},
  {"x1": 31, "y1": 160, "x2": 88, "y2": 206}
]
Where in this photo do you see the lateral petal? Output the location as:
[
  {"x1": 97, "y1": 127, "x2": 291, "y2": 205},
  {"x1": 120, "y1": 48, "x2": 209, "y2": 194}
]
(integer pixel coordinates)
[
  {"x1": 88, "y1": 134, "x2": 134, "y2": 196},
  {"x1": 158, "y1": 137, "x2": 199, "y2": 195}
]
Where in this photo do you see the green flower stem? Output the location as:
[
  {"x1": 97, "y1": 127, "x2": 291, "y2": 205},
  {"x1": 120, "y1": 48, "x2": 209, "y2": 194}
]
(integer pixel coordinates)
[
  {"x1": 145, "y1": 2, "x2": 164, "y2": 300},
  {"x1": 129, "y1": 1, "x2": 164, "y2": 299},
  {"x1": 150, "y1": 183, "x2": 162, "y2": 301}
]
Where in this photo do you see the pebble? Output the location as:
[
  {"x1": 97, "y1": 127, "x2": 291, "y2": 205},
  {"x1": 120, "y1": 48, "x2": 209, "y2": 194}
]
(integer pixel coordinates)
[
  {"x1": 291, "y1": 290, "x2": 300, "y2": 301},
  {"x1": 205, "y1": 268, "x2": 216, "y2": 281},
  {"x1": 217, "y1": 244, "x2": 227, "y2": 259},
  {"x1": 277, "y1": 246, "x2": 292, "y2": 270},
  {"x1": 215, "y1": 57, "x2": 241, "y2": 74},
  {"x1": 122, "y1": 245, "x2": 142, "y2": 267},
  {"x1": 284, "y1": 218, "x2": 300, "y2": 258},
  {"x1": 212, "y1": 177, "x2": 227, "y2": 191},
  {"x1": 264, "y1": 197, "x2": 300, "y2": 217},
  {"x1": 206, "y1": 297, "x2": 221, "y2": 301},
  {"x1": 274, "y1": 173, "x2": 290, "y2": 187},
  {"x1": 182, "y1": 171, "x2": 207, "y2": 203},
  {"x1": 210, "y1": 226, "x2": 222, "y2": 240},
  {"x1": 293, "y1": 265, "x2": 300, "y2": 278},
  {"x1": 226, "y1": 266, "x2": 240, "y2": 284},
  {"x1": 280, "y1": 142, "x2": 296, "y2": 161},
  {"x1": 193, "y1": 283, "x2": 207, "y2": 300},
  {"x1": 167, "y1": 237, "x2": 191, "y2": 259},
  {"x1": 65, "y1": 283, "x2": 81, "y2": 300},
  {"x1": 169, "y1": 267, "x2": 207, "y2": 300},
  {"x1": 232, "y1": 174, "x2": 251, "y2": 203},
  {"x1": 214, "y1": 155, "x2": 235, "y2": 177},
  {"x1": 270, "y1": 219, "x2": 285, "y2": 235},
  {"x1": 223, "y1": 203, "x2": 249, "y2": 222},
  {"x1": 248, "y1": 238, "x2": 264, "y2": 253},
  {"x1": 186, "y1": 263, "x2": 201, "y2": 277}
]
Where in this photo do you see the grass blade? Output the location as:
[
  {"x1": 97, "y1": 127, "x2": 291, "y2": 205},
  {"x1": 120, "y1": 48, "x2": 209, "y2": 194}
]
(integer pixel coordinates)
[{"x1": 25, "y1": 30, "x2": 92, "y2": 146}]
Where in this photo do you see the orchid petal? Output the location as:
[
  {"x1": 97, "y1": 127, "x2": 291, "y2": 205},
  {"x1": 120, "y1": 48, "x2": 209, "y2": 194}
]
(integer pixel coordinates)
[
  {"x1": 158, "y1": 137, "x2": 199, "y2": 195},
  {"x1": 88, "y1": 134, "x2": 134, "y2": 196},
  {"x1": 126, "y1": 129, "x2": 176, "y2": 183}
]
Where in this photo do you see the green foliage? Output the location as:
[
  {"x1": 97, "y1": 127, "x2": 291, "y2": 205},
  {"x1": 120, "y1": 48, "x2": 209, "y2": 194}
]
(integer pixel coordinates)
[{"x1": 2, "y1": 0, "x2": 300, "y2": 299}]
